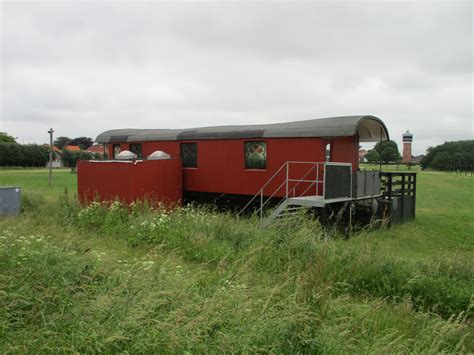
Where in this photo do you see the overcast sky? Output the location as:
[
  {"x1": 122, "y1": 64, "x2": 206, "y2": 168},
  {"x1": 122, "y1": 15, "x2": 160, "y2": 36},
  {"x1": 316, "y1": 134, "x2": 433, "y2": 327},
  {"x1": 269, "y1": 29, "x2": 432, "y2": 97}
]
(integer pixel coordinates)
[{"x1": 1, "y1": 1, "x2": 472, "y2": 155}]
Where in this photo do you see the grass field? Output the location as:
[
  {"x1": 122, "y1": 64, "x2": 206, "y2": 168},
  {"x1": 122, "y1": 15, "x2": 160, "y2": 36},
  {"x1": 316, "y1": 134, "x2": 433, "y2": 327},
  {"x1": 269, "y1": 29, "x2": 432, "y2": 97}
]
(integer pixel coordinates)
[{"x1": 0, "y1": 167, "x2": 473, "y2": 352}]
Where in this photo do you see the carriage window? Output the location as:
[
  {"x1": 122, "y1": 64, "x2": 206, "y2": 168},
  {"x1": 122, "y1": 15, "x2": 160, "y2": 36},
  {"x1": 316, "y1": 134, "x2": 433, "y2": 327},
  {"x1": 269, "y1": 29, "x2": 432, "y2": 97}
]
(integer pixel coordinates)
[
  {"x1": 129, "y1": 143, "x2": 143, "y2": 158},
  {"x1": 325, "y1": 143, "x2": 332, "y2": 162},
  {"x1": 181, "y1": 143, "x2": 197, "y2": 168},
  {"x1": 113, "y1": 144, "x2": 121, "y2": 158},
  {"x1": 245, "y1": 141, "x2": 267, "y2": 169}
]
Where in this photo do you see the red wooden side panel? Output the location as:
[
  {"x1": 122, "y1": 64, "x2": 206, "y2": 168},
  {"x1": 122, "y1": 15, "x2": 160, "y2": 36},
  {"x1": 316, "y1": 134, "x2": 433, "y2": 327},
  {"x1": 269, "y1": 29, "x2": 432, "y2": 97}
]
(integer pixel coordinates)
[
  {"x1": 77, "y1": 159, "x2": 182, "y2": 206},
  {"x1": 331, "y1": 136, "x2": 359, "y2": 171},
  {"x1": 103, "y1": 135, "x2": 359, "y2": 198},
  {"x1": 141, "y1": 137, "x2": 329, "y2": 197}
]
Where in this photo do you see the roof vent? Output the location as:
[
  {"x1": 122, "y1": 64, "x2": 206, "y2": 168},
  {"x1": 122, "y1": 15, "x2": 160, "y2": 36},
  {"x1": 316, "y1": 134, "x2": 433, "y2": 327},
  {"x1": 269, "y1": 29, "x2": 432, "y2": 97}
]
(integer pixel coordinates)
[
  {"x1": 116, "y1": 150, "x2": 137, "y2": 160},
  {"x1": 147, "y1": 150, "x2": 171, "y2": 160}
]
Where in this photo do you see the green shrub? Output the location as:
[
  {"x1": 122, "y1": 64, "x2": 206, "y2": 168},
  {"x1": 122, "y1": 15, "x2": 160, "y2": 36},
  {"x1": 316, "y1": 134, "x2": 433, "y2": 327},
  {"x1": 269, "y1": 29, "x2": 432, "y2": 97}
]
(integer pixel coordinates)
[
  {"x1": 61, "y1": 149, "x2": 94, "y2": 167},
  {"x1": 21, "y1": 192, "x2": 47, "y2": 214}
]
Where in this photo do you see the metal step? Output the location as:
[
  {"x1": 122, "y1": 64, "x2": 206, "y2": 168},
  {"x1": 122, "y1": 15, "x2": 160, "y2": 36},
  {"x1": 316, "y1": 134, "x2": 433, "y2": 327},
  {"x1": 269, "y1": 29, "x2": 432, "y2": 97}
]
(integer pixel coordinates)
[
  {"x1": 284, "y1": 206, "x2": 305, "y2": 212},
  {"x1": 261, "y1": 200, "x2": 288, "y2": 227},
  {"x1": 261, "y1": 201, "x2": 309, "y2": 227},
  {"x1": 287, "y1": 195, "x2": 352, "y2": 208},
  {"x1": 274, "y1": 211, "x2": 305, "y2": 219}
]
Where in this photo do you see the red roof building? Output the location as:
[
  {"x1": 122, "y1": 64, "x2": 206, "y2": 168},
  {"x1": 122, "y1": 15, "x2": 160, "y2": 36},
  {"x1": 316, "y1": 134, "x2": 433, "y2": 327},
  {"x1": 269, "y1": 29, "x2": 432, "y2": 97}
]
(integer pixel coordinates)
[
  {"x1": 64, "y1": 145, "x2": 81, "y2": 152},
  {"x1": 86, "y1": 145, "x2": 106, "y2": 155}
]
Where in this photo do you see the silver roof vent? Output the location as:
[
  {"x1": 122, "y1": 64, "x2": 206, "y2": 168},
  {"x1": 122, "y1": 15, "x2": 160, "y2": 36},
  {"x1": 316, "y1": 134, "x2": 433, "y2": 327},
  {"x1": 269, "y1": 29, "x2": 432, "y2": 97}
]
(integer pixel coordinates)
[
  {"x1": 147, "y1": 150, "x2": 171, "y2": 160},
  {"x1": 116, "y1": 150, "x2": 137, "y2": 160}
]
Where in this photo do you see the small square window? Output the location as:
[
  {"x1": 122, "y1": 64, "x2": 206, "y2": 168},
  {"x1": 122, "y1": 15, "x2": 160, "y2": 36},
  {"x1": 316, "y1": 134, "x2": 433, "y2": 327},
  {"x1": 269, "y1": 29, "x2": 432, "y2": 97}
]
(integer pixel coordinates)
[
  {"x1": 129, "y1": 143, "x2": 143, "y2": 158},
  {"x1": 245, "y1": 141, "x2": 266, "y2": 169},
  {"x1": 181, "y1": 143, "x2": 197, "y2": 168},
  {"x1": 112, "y1": 144, "x2": 121, "y2": 158}
]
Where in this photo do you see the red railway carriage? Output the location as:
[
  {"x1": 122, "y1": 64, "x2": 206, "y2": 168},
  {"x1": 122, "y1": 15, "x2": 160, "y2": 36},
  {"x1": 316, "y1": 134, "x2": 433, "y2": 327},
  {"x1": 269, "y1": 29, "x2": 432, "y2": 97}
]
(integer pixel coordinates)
[{"x1": 80, "y1": 115, "x2": 388, "y2": 206}]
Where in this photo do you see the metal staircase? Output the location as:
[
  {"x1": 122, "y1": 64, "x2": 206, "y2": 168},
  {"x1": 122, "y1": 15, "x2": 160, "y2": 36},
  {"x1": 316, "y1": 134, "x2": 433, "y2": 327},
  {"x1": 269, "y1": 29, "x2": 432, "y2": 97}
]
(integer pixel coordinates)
[
  {"x1": 261, "y1": 201, "x2": 308, "y2": 228},
  {"x1": 239, "y1": 161, "x2": 353, "y2": 227}
]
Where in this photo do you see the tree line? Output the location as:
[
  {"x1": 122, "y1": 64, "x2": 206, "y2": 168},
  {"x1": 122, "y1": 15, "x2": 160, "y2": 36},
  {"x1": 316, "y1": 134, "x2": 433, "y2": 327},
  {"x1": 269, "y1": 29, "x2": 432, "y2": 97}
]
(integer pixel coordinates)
[
  {"x1": 0, "y1": 132, "x2": 98, "y2": 167},
  {"x1": 421, "y1": 140, "x2": 474, "y2": 172},
  {"x1": 0, "y1": 142, "x2": 50, "y2": 167}
]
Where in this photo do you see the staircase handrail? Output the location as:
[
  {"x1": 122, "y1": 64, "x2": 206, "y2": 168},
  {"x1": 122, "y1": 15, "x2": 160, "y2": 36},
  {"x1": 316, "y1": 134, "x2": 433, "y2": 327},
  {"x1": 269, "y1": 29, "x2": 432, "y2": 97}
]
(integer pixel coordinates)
[
  {"x1": 259, "y1": 179, "x2": 287, "y2": 212},
  {"x1": 238, "y1": 161, "x2": 289, "y2": 216},
  {"x1": 239, "y1": 161, "x2": 326, "y2": 219},
  {"x1": 286, "y1": 162, "x2": 321, "y2": 199},
  {"x1": 253, "y1": 162, "x2": 318, "y2": 219},
  {"x1": 268, "y1": 162, "x2": 322, "y2": 218}
]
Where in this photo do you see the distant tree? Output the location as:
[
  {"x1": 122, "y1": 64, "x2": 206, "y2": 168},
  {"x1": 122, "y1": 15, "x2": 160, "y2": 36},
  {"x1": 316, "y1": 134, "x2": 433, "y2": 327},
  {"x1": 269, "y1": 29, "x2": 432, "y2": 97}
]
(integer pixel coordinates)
[
  {"x1": 464, "y1": 151, "x2": 474, "y2": 171},
  {"x1": 365, "y1": 150, "x2": 380, "y2": 164},
  {"x1": 0, "y1": 143, "x2": 20, "y2": 165},
  {"x1": 21, "y1": 144, "x2": 49, "y2": 167},
  {"x1": 0, "y1": 132, "x2": 16, "y2": 143},
  {"x1": 382, "y1": 146, "x2": 401, "y2": 164},
  {"x1": 431, "y1": 151, "x2": 452, "y2": 170},
  {"x1": 61, "y1": 149, "x2": 94, "y2": 167},
  {"x1": 60, "y1": 149, "x2": 75, "y2": 167},
  {"x1": 421, "y1": 140, "x2": 474, "y2": 172},
  {"x1": 68, "y1": 137, "x2": 94, "y2": 150},
  {"x1": 54, "y1": 136, "x2": 71, "y2": 150},
  {"x1": 367, "y1": 140, "x2": 402, "y2": 164},
  {"x1": 420, "y1": 147, "x2": 434, "y2": 170}
]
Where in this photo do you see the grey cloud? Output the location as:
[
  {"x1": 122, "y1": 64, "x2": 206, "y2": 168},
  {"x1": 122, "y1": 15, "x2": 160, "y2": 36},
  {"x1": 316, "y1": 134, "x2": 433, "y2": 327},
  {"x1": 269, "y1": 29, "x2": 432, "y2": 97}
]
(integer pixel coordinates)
[{"x1": 1, "y1": 1, "x2": 472, "y2": 155}]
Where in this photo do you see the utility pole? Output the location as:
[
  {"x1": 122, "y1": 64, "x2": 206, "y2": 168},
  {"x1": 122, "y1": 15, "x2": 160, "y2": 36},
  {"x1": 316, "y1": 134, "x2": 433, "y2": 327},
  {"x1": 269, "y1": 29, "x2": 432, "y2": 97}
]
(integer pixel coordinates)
[{"x1": 48, "y1": 128, "x2": 54, "y2": 186}]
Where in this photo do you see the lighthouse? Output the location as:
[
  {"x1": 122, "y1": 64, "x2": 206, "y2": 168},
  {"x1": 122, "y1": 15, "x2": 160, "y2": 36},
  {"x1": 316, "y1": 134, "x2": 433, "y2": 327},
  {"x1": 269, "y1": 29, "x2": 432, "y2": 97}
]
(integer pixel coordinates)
[{"x1": 402, "y1": 130, "x2": 413, "y2": 163}]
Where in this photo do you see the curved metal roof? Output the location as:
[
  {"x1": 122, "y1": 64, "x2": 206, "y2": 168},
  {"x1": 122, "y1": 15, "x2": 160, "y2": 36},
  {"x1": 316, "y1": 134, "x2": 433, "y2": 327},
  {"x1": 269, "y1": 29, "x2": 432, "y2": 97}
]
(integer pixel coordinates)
[{"x1": 96, "y1": 115, "x2": 389, "y2": 143}]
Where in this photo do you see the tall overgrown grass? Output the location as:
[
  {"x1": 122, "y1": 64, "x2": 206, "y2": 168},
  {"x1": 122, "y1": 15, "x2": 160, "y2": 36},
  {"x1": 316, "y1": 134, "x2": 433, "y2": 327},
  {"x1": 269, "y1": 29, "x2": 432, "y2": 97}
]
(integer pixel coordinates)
[
  {"x1": 57, "y1": 193, "x2": 474, "y2": 319},
  {"x1": 0, "y1": 191, "x2": 472, "y2": 352}
]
